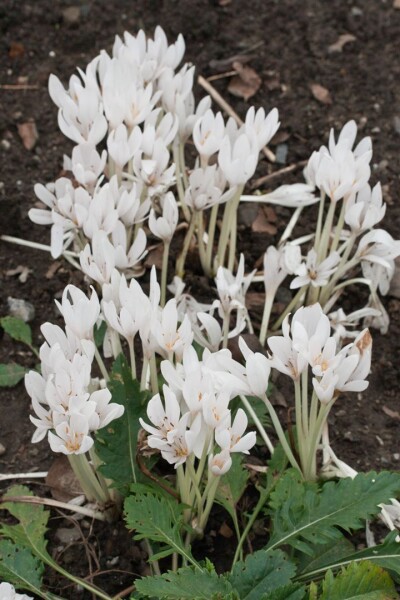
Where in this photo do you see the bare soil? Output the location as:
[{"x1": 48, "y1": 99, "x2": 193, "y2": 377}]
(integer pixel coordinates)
[{"x1": 1, "y1": 0, "x2": 400, "y2": 597}]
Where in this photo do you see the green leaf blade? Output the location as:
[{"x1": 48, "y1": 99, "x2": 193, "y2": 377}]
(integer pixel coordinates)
[
  {"x1": 135, "y1": 567, "x2": 235, "y2": 599},
  {"x1": 0, "y1": 539, "x2": 44, "y2": 596},
  {"x1": 0, "y1": 363, "x2": 26, "y2": 387},
  {"x1": 1, "y1": 316, "x2": 32, "y2": 346},
  {"x1": 228, "y1": 549, "x2": 297, "y2": 600},
  {"x1": 95, "y1": 355, "x2": 149, "y2": 495},
  {"x1": 267, "y1": 471, "x2": 400, "y2": 554},
  {"x1": 319, "y1": 561, "x2": 398, "y2": 600}
]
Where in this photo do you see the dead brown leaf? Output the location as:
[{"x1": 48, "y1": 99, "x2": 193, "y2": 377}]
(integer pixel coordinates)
[
  {"x1": 382, "y1": 405, "x2": 400, "y2": 420},
  {"x1": 251, "y1": 206, "x2": 278, "y2": 234},
  {"x1": 394, "y1": 0, "x2": 400, "y2": 8},
  {"x1": 46, "y1": 456, "x2": 83, "y2": 502},
  {"x1": 328, "y1": 33, "x2": 356, "y2": 53},
  {"x1": 8, "y1": 42, "x2": 25, "y2": 59},
  {"x1": 17, "y1": 120, "x2": 38, "y2": 150},
  {"x1": 310, "y1": 83, "x2": 333, "y2": 105},
  {"x1": 219, "y1": 522, "x2": 234, "y2": 538},
  {"x1": 228, "y1": 61, "x2": 262, "y2": 101},
  {"x1": 144, "y1": 243, "x2": 164, "y2": 270}
]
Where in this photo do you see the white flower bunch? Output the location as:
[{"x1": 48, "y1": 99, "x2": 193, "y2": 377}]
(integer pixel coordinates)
[{"x1": 0, "y1": 583, "x2": 33, "y2": 600}]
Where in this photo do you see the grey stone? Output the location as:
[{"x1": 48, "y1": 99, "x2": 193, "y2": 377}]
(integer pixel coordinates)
[{"x1": 7, "y1": 297, "x2": 35, "y2": 322}]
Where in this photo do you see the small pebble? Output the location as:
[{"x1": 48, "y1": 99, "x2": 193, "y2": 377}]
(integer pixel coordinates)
[
  {"x1": 0, "y1": 443, "x2": 6, "y2": 456},
  {"x1": 1, "y1": 139, "x2": 10, "y2": 150},
  {"x1": 7, "y1": 297, "x2": 35, "y2": 322},
  {"x1": 62, "y1": 6, "x2": 81, "y2": 25},
  {"x1": 350, "y1": 6, "x2": 363, "y2": 16},
  {"x1": 49, "y1": 50, "x2": 56, "y2": 57},
  {"x1": 275, "y1": 143, "x2": 288, "y2": 165},
  {"x1": 55, "y1": 527, "x2": 81, "y2": 544},
  {"x1": 394, "y1": 453, "x2": 400, "y2": 461}
]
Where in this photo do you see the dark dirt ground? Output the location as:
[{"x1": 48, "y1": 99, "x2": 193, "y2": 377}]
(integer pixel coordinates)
[{"x1": 1, "y1": 0, "x2": 400, "y2": 597}]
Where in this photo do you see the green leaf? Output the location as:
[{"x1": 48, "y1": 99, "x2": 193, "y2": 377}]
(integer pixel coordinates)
[
  {"x1": 0, "y1": 363, "x2": 26, "y2": 387},
  {"x1": 215, "y1": 454, "x2": 249, "y2": 538},
  {"x1": 260, "y1": 584, "x2": 306, "y2": 599},
  {"x1": 267, "y1": 470, "x2": 400, "y2": 554},
  {"x1": 297, "y1": 538, "x2": 355, "y2": 575},
  {"x1": 94, "y1": 320, "x2": 107, "y2": 348},
  {"x1": 319, "y1": 561, "x2": 398, "y2": 599},
  {"x1": 135, "y1": 566, "x2": 235, "y2": 599},
  {"x1": 95, "y1": 355, "x2": 149, "y2": 495},
  {"x1": 124, "y1": 491, "x2": 199, "y2": 568},
  {"x1": 0, "y1": 316, "x2": 32, "y2": 346},
  {"x1": 299, "y1": 531, "x2": 400, "y2": 582},
  {"x1": 0, "y1": 485, "x2": 49, "y2": 556},
  {"x1": 0, "y1": 539, "x2": 44, "y2": 597},
  {"x1": 227, "y1": 548, "x2": 297, "y2": 600}
]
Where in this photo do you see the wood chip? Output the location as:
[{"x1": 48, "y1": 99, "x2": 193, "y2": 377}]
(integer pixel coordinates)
[
  {"x1": 228, "y1": 61, "x2": 262, "y2": 101},
  {"x1": 17, "y1": 120, "x2": 38, "y2": 150},
  {"x1": 219, "y1": 522, "x2": 234, "y2": 538},
  {"x1": 310, "y1": 83, "x2": 333, "y2": 105},
  {"x1": 328, "y1": 33, "x2": 356, "y2": 53},
  {"x1": 45, "y1": 261, "x2": 62, "y2": 279},
  {"x1": 382, "y1": 405, "x2": 400, "y2": 420}
]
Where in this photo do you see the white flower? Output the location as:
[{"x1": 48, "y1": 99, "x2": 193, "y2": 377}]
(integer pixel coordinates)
[
  {"x1": 55, "y1": 285, "x2": 100, "y2": 341},
  {"x1": 103, "y1": 274, "x2": 150, "y2": 342},
  {"x1": 107, "y1": 124, "x2": 142, "y2": 169},
  {"x1": 344, "y1": 183, "x2": 386, "y2": 234},
  {"x1": 242, "y1": 184, "x2": 318, "y2": 208},
  {"x1": 0, "y1": 582, "x2": 34, "y2": 600},
  {"x1": 184, "y1": 166, "x2": 236, "y2": 212},
  {"x1": 215, "y1": 408, "x2": 256, "y2": 454},
  {"x1": 218, "y1": 133, "x2": 258, "y2": 185},
  {"x1": 291, "y1": 249, "x2": 340, "y2": 289},
  {"x1": 90, "y1": 388, "x2": 124, "y2": 429},
  {"x1": 264, "y1": 245, "x2": 301, "y2": 296},
  {"x1": 209, "y1": 449, "x2": 232, "y2": 476},
  {"x1": 245, "y1": 106, "x2": 280, "y2": 151},
  {"x1": 139, "y1": 386, "x2": 181, "y2": 442},
  {"x1": 153, "y1": 299, "x2": 193, "y2": 359},
  {"x1": 193, "y1": 109, "x2": 225, "y2": 158},
  {"x1": 80, "y1": 230, "x2": 116, "y2": 285},
  {"x1": 64, "y1": 142, "x2": 107, "y2": 190},
  {"x1": 239, "y1": 337, "x2": 271, "y2": 397},
  {"x1": 215, "y1": 254, "x2": 255, "y2": 316},
  {"x1": 149, "y1": 412, "x2": 202, "y2": 467},
  {"x1": 148, "y1": 192, "x2": 178, "y2": 242},
  {"x1": 48, "y1": 413, "x2": 93, "y2": 455}
]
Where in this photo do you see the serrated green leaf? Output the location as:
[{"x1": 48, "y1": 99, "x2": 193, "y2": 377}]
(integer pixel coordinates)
[
  {"x1": 0, "y1": 316, "x2": 32, "y2": 346},
  {"x1": 228, "y1": 549, "x2": 296, "y2": 600},
  {"x1": 0, "y1": 539, "x2": 44, "y2": 596},
  {"x1": 267, "y1": 471, "x2": 400, "y2": 554},
  {"x1": 299, "y1": 531, "x2": 400, "y2": 583},
  {"x1": 297, "y1": 538, "x2": 355, "y2": 575},
  {"x1": 260, "y1": 583, "x2": 306, "y2": 599},
  {"x1": 215, "y1": 454, "x2": 249, "y2": 538},
  {"x1": 135, "y1": 566, "x2": 235, "y2": 599},
  {"x1": 0, "y1": 363, "x2": 26, "y2": 387},
  {"x1": 319, "y1": 561, "x2": 398, "y2": 599},
  {"x1": 95, "y1": 355, "x2": 149, "y2": 495},
  {"x1": 0, "y1": 485, "x2": 49, "y2": 556},
  {"x1": 124, "y1": 492, "x2": 199, "y2": 568}
]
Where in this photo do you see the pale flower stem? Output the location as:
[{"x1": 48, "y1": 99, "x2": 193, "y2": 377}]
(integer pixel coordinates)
[
  {"x1": 198, "y1": 474, "x2": 220, "y2": 531},
  {"x1": 271, "y1": 285, "x2": 307, "y2": 331},
  {"x1": 294, "y1": 380, "x2": 306, "y2": 473},
  {"x1": 279, "y1": 206, "x2": 303, "y2": 244},
  {"x1": 319, "y1": 238, "x2": 356, "y2": 305},
  {"x1": 240, "y1": 395, "x2": 274, "y2": 455},
  {"x1": 161, "y1": 241, "x2": 170, "y2": 307},
  {"x1": 314, "y1": 192, "x2": 326, "y2": 249},
  {"x1": 305, "y1": 401, "x2": 333, "y2": 481},
  {"x1": 0, "y1": 234, "x2": 79, "y2": 258},
  {"x1": 260, "y1": 394, "x2": 302, "y2": 473},
  {"x1": 68, "y1": 453, "x2": 108, "y2": 505},
  {"x1": 128, "y1": 338, "x2": 137, "y2": 380},
  {"x1": 140, "y1": 357, "x2": 149, "y2": 391},
  {"x1": 309, "y1": 391, "x2": 319, "y2": 440},
  {"x1": 317, "y1": 199, "x2": 336, "y2": 263},
  {"x1": 179, "y1": 142, "x2": 189, "y2": 188},
  {"x1": 173, "y1": 143, "x2": 190, "y2": 222},
  {"x1": 216, "y1": 200, "x2": 233, "y2": 268},
  {"x1": 329, "y1": 197, "x2": 347, "y2": 254},
  {"x1": 186, "y1": 459, "x2": 203, "y2": 510},
  {"x1": 227, "y1": 208, "x2": 238, "y2": 272},
  {"x1": 150, "y1": 353, "x2": 159, "y2": 394},
  {"x1": 332, "y1": 277, "x2": 371, "y2": 293},
  {"x1": 195, "y1": 432, "x2": 212, "y2": 488},
  {"x1": 301, "y1": 369, "x2": 309, "y2": 438},
  {"x1": 222, "y1": 311, "x2": 231, "y2": 349},
  {"x1": 94, "y1": 346, "x2": 109, "y2": 382},
  {"x1": 206, "y1": 203, "x2": 219, "y2": 274},
  {"x1": 176, "y1": 215, "x2": 196, "y2": 278},
  {"x1": 259, "y1": 292, "x2": 275, "y2": 346},
  {"x1": 196, "y1": 211, "x2": 209, "y2": 274},
  {"x1": 145, "y1": 540, "x2": 161, "y2": 575},
  {"x1": 89, "y1": 446, "x2": 111, "y2": 500}
]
